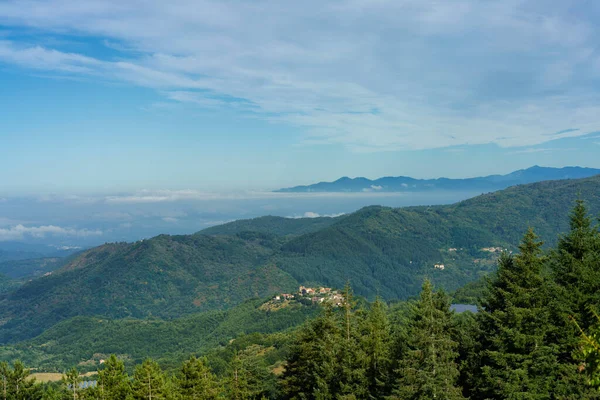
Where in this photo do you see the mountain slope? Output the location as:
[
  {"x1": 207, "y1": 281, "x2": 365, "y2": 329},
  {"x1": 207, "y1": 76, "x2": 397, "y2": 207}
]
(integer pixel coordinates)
[
  {"x1": 1, "y1": 298, "x2": 319, "y2": 371},
  {"x1": 273, "y1": 175, "x2": 600, "y2": 299},
  {"x1": 201, "y1": 215, "x2": 344, "y2": 236},
  {"x1": 0, "y1": 257, "x2": 66, "y2": 280},
  {"x1": 1, "y1": 175, "x2": 599, "y2": 344},
  {"x1": 276, "y1": 166, "x2": 600, "y2": 193},
  {"x1": 0, "y1": 234, "x2": 298, "y2": 343}
]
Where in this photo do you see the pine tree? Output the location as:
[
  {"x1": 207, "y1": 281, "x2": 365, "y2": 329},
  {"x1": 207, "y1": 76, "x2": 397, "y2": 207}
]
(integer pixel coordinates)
[
  {"x1": 471, "y1": 229, "x2": 560, "y2": 399},
  {"x1": 63, "y1": 367, "x2": 81, "y2": 400},
  {"x1": 548, "y1": 200, "x2": 600, "y2": 398},
  {"x1": 228, "y1": 352, "x2": 254, "y2": 400},
  {"x1": 392, "y1": 279, "x2": 465, "y2": 400},
  {"x1": 131, "y1": 359, "x2": 166, "y2": 400},
  {"x1": 552, "y1": 199, "x2": 600, "y2": 324},
  {"x1": 176, "y1": 356, "x2": 222, "y2": 399},
  {"x1": 9, "y1": 360, "x2": 39, "y2": 400},
  {"x1": 362, "y1": 298, "x2": 392, "y2": 399},
  {"x1": 0, "y1": 362, "x2": 7, "y2": 400},
  {"x1": 573, "y1": 310, "x2": 600, "y2": 389},
  {"x1": 97, "y1": 354, "x2": 131, "y2": 400},
  {"x1": 337, "y1": 283, "x2": 368, "y2": 399},
  {"x1": 280, "y1": 306, "x2": 341, "y2": 400}
]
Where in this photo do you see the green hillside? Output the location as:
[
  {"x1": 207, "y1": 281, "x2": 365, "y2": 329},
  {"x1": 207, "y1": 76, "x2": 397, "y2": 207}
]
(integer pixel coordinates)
[
  {"x1": 273, "y1": 176, "x2": 600, "y2": 298},
  {"x1": 0, "y1": 298, "x2": 319, "y2": 371},
  {"x1": 0, "y1": 273, "x2": 18, "y2": 294},
  {"x1": 0, "y1": 235, "x2": 298, "y2": 343},
  {"x1": 200, "y1": 215, "x2": 343, "y2": 236},
  {"x1": 1, "y1": 175, "x2": 599, "y2": 344},
  {"x1": 0, "y1": 257, "x2": 66, "y2": 279}
]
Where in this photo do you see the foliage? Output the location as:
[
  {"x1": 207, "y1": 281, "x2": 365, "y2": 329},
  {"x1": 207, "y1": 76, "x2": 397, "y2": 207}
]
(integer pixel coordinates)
[
  {"x1": 131, "y1": 359, "x2": 167, "y2": 400},
  {"x1": 1, "y1": 176, "x2": 600, "y2": 344},
  {"x1": 201, "y1": 215, "x2": 342, "y2": 237},
  {"x1": 97, "y1": 354, "x2": 132, "y2": 399},
  {"x1": 392, "y1": 280, "x2": 465, "y2": 400},
  {"x1": 470, "y1": 229, "x2": 559, "y2": 399},
  {"x1": 0, "y1": 257, "x2": 65, "y2": 280},
  {"x1": 175, "y1": 356, "x2": 222, "y2": 400},
  {"x1": 0, "y1": 298, "x2": 319, "y2": 371}
]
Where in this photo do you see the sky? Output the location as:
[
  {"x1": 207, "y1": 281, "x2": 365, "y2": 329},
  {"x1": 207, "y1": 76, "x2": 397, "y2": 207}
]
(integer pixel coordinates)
[{"x1": 1, "y1": 1, "x2": 600, "y2": 245}]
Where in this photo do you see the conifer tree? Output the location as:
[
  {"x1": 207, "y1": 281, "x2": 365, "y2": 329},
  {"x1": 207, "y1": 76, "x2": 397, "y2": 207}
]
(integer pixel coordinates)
[
  {"x1": 63, "y1": 367, "x2": 81, "y2": 400},
  {"x1": 228, "y1": 352, "x2": 254, "y2": 400},
  {"x1": 362, "y1": 298, "x2": 392, "y2": 399},
  {"x1": 131, "y1": 359, "x2": 166, "y2": 400},
  {"x1": 472, "y1": 229, "x2": 559, "y2": 399},
  {"x1": 392, "y1": 279, "x2": 465, "y2": 400},
  {"x1": 176, "y1": 356, "x2": 222, "y2": 399},
  {"x1": 337, "y1": 283, "x2": 368, "y2": 399},
  {"x1": 552, "y1": 199, "x2": 600, "y2": 323},
  {"x1": 8, "y1": 360, "x2": 39, "y2": 400},
  {"x1": 280, "y1": 306, "x2": 341, "y2": 400},
  {"x1": 573, "y1": 310, "x2": 600, "y2": 389},
  {"x1": 97, "y1": 354, "x2": 131, "y2": 400},
  {"x1": 548, "y1": 200, "x2": 600, "y2": 397},
  {"x1": 0, "y1": 362, "x2": 7, "y2": 400}
]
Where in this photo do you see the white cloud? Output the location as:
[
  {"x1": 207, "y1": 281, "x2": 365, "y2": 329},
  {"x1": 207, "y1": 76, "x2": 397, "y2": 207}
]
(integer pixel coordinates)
[
  {"x1": 1, "y1": 1, "x2": 600, "y2": 150},
  {"x1": 162, "y1": 217, "x2": 179, "y2": 223},
  {"x1": 287, "y1": 211, "x2": 346, "y2": 219},
  {"x1": 0, "y1": 224, "x2": 102, "y2": 241},
  {"x1": 303, "y1": 212, "x2": 321, "y2": 218}
]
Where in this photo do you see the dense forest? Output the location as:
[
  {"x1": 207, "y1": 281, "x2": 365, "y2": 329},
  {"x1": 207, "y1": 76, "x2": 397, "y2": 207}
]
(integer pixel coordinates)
[
  {"x1": 1, "y1": 200, "x2": 600, "y2": 399},
  {"x1": 2, "y1": 176, "x2": 600, "y2": 345}
]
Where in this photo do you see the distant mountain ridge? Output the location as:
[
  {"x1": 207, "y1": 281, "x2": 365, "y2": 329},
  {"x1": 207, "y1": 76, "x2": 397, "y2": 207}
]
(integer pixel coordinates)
[{"x1": 275, "y1": 166, "x2": 600, "y2": 193}]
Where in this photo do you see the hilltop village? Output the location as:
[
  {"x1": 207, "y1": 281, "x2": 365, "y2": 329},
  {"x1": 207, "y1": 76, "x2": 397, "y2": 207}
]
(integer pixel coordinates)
[{"x1": 261, "y1": 286, "x2": 345, "y2": 311}]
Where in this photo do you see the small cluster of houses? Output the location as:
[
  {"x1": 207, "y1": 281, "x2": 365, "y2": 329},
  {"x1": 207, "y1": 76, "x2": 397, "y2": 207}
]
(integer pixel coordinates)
[
  {"x1": 273, "y1": 286, "x2": 345, "y2": 306},
  {"x1": 433, "y1": 264, "x2": 445, "y2": 270},
  {"x1": 481, "y1": 246, "x2": 505, "y2": 253}
]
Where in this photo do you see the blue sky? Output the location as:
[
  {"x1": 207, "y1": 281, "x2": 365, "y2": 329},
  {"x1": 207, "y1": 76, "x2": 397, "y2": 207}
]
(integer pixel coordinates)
[{"x1": 1, "y1": 0, "x2": 600, "y2": 196}]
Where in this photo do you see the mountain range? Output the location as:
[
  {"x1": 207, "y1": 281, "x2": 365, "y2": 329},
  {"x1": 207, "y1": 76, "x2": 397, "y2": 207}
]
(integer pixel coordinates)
[
  {"x1": 1, "y1": 174, "x2": 599, "y2": 344},
  {"x1": 275, "y1": 165, "x2": 600, "y2": 193}
]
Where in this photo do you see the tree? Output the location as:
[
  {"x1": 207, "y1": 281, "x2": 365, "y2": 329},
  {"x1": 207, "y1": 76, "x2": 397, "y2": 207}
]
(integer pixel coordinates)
[
  {"x1": 391, "y1": 279, "x2": 465, "y2": 400},
  {"x1": 548, "y1": 200, "x2": 600, "y2": 398},
  {"x1": 97, "y1": 354, "x2": 131, "y2": 399},
  {"x1": 9, "y1": 360, "x2": 39, "y2": 400},
  {"x1": 0, "y1": 362, "x2": 7, "y2": 400},
  {"x1": 552, "y1": 199, "x2": 600, "y2": 325},
  {"x1": 228, "y1": 345, "x2": 272, "y2": 400},
  {"x1": 471, "y1": 229, "x2": 559, "y2": 399},
  {"x1": 280, "y1": 307, "x2": 341, "y2": 400},
  {"x1": 176, "y1": 356, "x2": 222, "y2": 399},
  {"x1": 131, "y1": 359, "x2": 166, "y2": 400},
  {"x1": 336, "y1": 283, "x2": 368, "y2": 399},
  {"x1": 63, "y1": 368, "x2": 81, "y2": 400},
  {"x1": 362, "y1": 298, "x2": 392, "y2": 399},
  {"x1": 573, "y1": 310, "x2": 600, "y2": 389}
]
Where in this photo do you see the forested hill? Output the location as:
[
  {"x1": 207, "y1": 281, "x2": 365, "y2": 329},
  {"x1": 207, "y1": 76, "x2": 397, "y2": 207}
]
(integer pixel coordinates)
[
  {"x1": 270, "y1": 175, "x2": 600, "y2": 299},
  {"x1": 201, "y1": 215, "x2": 344, "y2": 236},
  {"x1": 1, "y1": 175, "x2": 599, "y2": 343}
]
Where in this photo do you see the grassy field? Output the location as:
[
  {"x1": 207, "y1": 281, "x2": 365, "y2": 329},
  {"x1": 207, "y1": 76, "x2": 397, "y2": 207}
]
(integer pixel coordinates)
[{"x1": 31, "y1": 371, "x2": 98, "y2": 383}]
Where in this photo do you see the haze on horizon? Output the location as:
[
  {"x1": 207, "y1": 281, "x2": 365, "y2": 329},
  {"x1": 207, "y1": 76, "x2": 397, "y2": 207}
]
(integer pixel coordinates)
[{"x1": 2, "y1": 0, "x2": 600, "y2": 245}]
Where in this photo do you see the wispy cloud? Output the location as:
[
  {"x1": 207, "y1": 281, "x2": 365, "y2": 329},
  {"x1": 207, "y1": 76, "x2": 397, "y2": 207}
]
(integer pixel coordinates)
[
  {"x1": 0, "y1": 224, "x2": 102, "y2": 241},
  {"x1": 509, "y1": 147, "x2": 576, "y2": 155},
  {"x1": 1, "y1": 1, "x2": 600, "y2": 150},
  {"x1": 102, "y1": 189, "x2": 411, "y2": 204}
]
